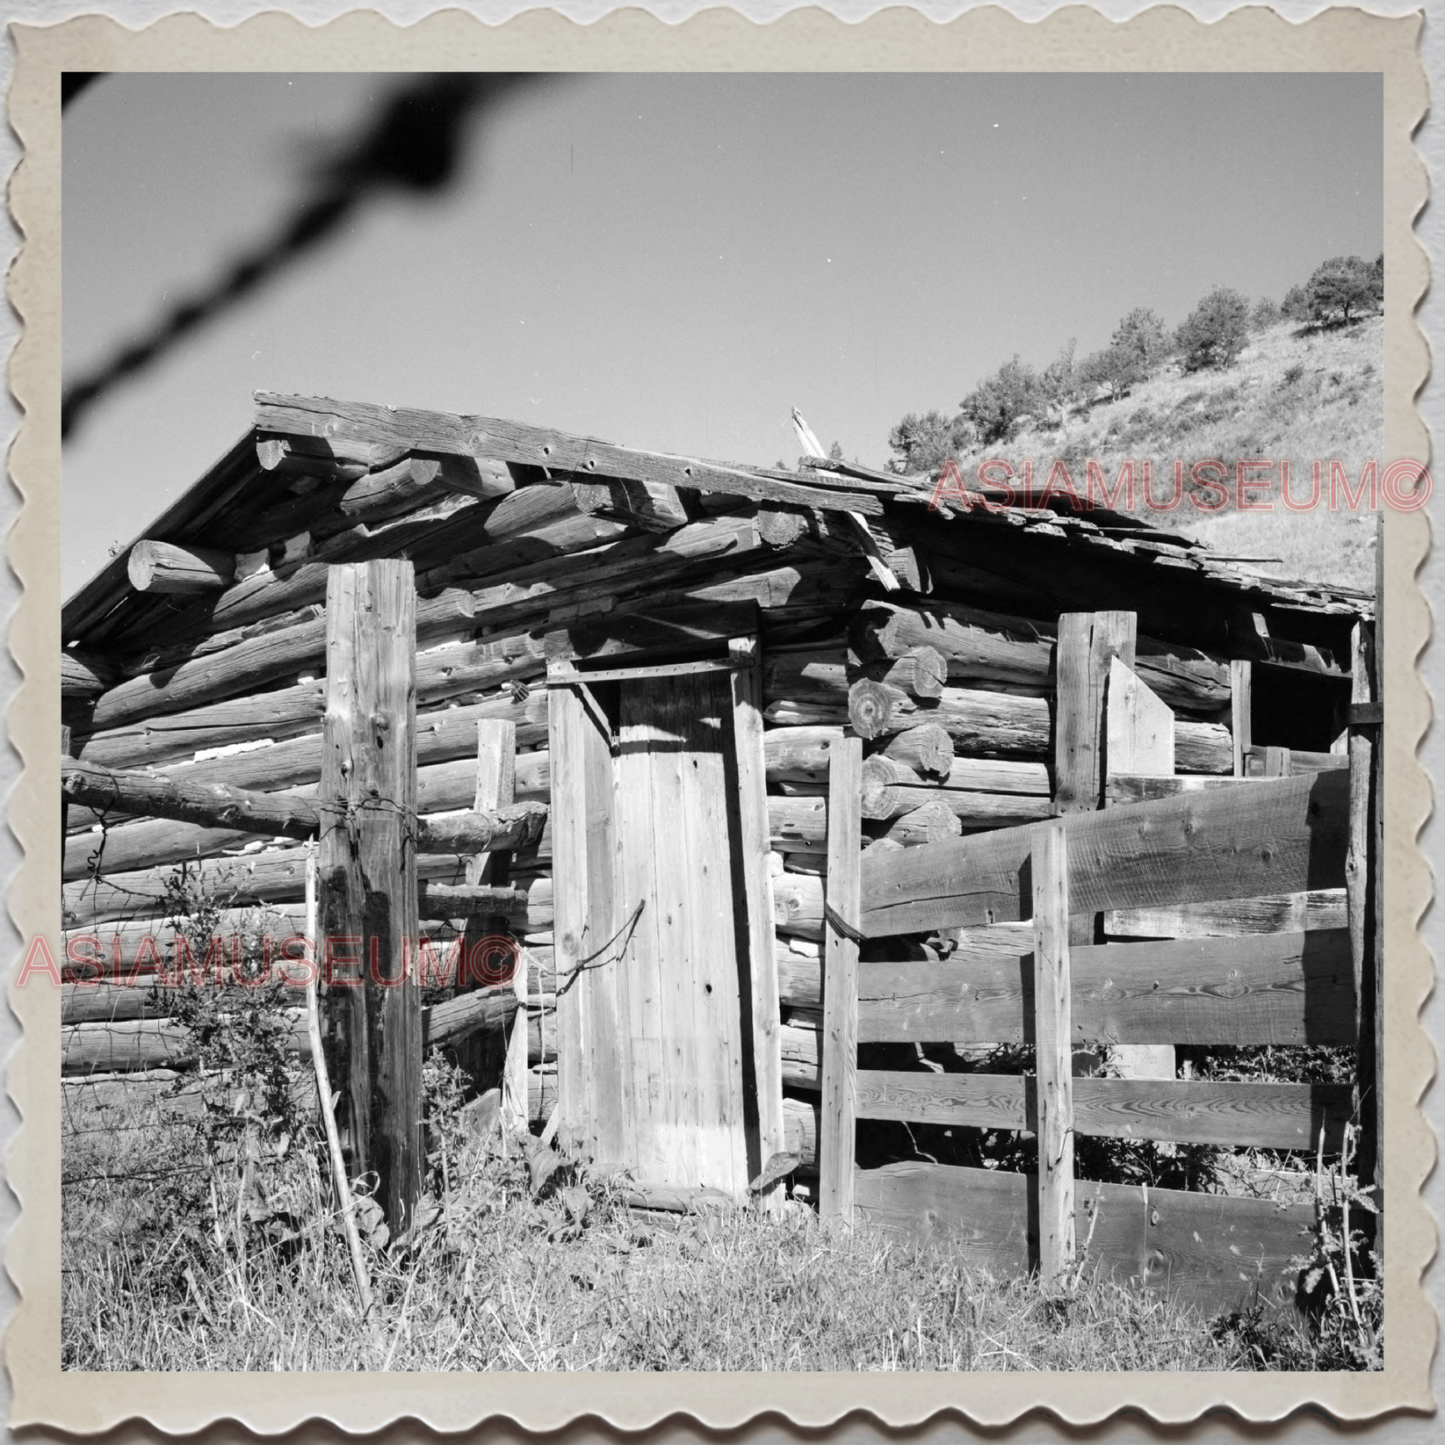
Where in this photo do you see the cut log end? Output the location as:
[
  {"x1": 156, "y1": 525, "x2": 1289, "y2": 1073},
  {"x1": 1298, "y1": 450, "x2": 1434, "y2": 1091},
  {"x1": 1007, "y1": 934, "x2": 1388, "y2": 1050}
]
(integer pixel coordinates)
[
  {"x1": 757, "y1": 505, "x2": 811, "y2": 548},
  {"x1": 847, "y1": 679, "x2": 894, "y2": 740},
  {"x1": 876, "y1": 800, "x2": 961, "y2": 847},
  {"x1": 877, "y1": 723, "x2": 954, "y2": 779},
  {"x1": 907, "y1": 646, "x2": 947, "y2": 700}
]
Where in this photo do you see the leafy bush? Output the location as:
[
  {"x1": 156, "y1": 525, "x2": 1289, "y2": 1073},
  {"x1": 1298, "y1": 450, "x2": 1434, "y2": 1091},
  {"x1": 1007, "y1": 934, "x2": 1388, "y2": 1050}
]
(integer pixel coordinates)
[
  {"x1": 1175, "y1": 287, "x2": 1251, "y2": 372},
  {"x1": 1307, "y1": 255, "x2": 1383, "y2": 325}
]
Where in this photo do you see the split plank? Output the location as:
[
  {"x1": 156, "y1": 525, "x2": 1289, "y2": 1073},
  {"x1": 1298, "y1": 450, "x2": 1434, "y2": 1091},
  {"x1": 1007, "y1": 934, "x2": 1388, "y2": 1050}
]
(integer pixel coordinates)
[
  {"x1": 820, "y1": 736, "x2": 862, "y2": 1221},
  {"x1": 854, "y1": 1071, "x2": 1351, "y2": 1151},
  {"x1": 854, "y1": 1163, "x2": 1313, "y2": 1317},
  {"x1": 859, "y1": 769, "x2": 1349, "y2": 937},
  {"x1": 854, "y1": 928, "x2": 1355, "y2": 1047}
]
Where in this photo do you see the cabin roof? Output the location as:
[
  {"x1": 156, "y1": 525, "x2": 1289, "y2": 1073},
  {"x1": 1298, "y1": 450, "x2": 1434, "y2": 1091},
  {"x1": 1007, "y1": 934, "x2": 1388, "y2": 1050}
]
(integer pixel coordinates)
[{"x1": 64, "y1": 390, "x2": 1372, "y2": 656}]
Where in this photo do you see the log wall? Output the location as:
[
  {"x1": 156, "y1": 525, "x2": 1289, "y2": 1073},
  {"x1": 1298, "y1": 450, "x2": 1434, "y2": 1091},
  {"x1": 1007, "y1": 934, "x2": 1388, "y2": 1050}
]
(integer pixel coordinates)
[{"x1": 61, "y1": 431, "x2": 1364, "y2": 1211}]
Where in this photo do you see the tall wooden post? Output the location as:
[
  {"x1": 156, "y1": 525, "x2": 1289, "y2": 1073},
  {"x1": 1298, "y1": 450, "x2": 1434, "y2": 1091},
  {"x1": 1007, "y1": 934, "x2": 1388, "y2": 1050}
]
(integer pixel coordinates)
[
  {"x1": 1032, "y1": 819, "x2": 1075, "y2": 1288},
  {"x1": 319, "y1": 560, "x2": 421, "y2": 1236},
  {"x1": 1054, "y1": 613, "x2": 1159, "y2": 1078},
  {"x1": 1347, "y1": 616, "x2": 1382, "y2": 1221},
  {"x1": 1102, "y1": 657, "x2": 1176, "y2": 1080},
  {"x1": 1230, "y1": 660, "x2": 1253, "y2": 777},
  {"x1": 820, "y1": 735, "x2": 862, "y2": 1223},
  {"x1": 1053, "y1": 611, "x2": 1136, "y2": 819}
]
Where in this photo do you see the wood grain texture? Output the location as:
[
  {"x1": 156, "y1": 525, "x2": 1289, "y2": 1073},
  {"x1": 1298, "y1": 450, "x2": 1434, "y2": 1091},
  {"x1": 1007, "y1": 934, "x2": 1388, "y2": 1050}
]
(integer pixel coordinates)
[
  {"x1": 1231, "y1": 659, "x2": 1252, "y2": 777},
  {"x1": 254, "y1": 392, "x2": 888, "y2": 515},
  {"x1": 127, "y1": 540, "x2": 235, "y2": 594},
  {"x1": 1054, "y1": 611, "x2": 1136, "y2": 815},
  {"x1": 820, "y1": 736, "x2": 863, "y2": 1221},
  {"x1": 853, "y1": 1162, "x2": 1313, "y2": 1317},
  {"x1": 318, "y1": 560, "x2": 422, "y2": 1235},
  {"x1": 619, "y1": 672, "x2": 749, "y2": 1193},
  {"x1": 1103, "y1": 658, "x2": 1177, "y2": 1081},
  {"x1": 549, "y1": 680, "x2": 624, "y2": 1162},
  {"x1": 859, "y1": 769, "x2": 1349, "y2": 937},
  {"x1": 730, "y1": 638, "x2": 786, "y2": 1213},
  {"x1": 854, "y1": 1070, "x2": 1351, "y2": 1150},
  {"x1": 1032, "y1": 821, "x2": 1074, "y2": 1284},
  {"x1": 855, "y1": 928, "x2": 1354, "y2": 1047},
  {"x1": 1106, "y1": 890, "x2": 1347, "y2": 938}
]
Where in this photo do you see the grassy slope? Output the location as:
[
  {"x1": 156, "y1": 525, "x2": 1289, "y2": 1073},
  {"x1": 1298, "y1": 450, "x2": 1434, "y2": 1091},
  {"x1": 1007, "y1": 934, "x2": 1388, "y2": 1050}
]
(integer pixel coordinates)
[{"x1": 949, "y1": 317, "x2": 1384, "y2": 594}]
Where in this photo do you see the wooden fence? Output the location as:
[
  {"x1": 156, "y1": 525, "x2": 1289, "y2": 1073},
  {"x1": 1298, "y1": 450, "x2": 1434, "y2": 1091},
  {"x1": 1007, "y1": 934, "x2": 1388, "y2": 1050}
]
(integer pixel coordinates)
[{"x1": 818, "y1": 689, "x2": 1364, "y2": 1318}]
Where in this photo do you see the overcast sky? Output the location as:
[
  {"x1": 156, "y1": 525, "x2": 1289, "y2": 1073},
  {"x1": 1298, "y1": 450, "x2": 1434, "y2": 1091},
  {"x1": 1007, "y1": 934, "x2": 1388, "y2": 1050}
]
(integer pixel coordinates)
[{"x1": 62, "y1": 71, "x2": 1383, "y2": 598}]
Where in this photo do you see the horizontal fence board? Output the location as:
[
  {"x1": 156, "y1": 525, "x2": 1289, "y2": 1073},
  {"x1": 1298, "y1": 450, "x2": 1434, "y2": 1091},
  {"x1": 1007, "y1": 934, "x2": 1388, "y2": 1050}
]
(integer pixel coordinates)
[
  {"x1": 855, "y1": 1071, "x2": 1350, "y2": 1150},
  {"x1": 860, "y1": 771, "x2": 1348, "y2": 937},
  {"x1": 854, "y1": 1162, "x2": 1312, "y2": 1316},
  {"x1": 1107, "y1": 889, "x2": 1347, "y2": 939},
  {"x1": 856, "y1": 929, "x2": 1355, "y2": 1047}
]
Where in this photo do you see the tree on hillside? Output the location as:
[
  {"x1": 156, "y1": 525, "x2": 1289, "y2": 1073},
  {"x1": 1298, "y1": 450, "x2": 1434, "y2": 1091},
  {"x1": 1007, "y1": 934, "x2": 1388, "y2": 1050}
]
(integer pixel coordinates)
[
  {"x1": 1281, "y1": 284, "x2": 1311, "y2": 323},
  {"x1": 1111, "y1": 307, "x2": 1169, "y2": 373},
  {"x1": 1038, "y1": 339, "x2": 1082, "y2": 424},
  {"x1": 1251, "y1": 297, "x2": 1282, "y2": 329},
  {"x1": 959, "y1": 355, "x2": 1044, "y2": 444},
  {"x1": 887, "y1": 410, "x2": 974, "y2": 475},
  {"x1": 1175, "y1": 287, "x2": 1250, "y2": 372},
  {"x1": 1307, "y1": 255, "x2": 1382, "y2": 325},
  {"x1": 1074, "y1": 307, "x2": 1169, "y2": 404}
]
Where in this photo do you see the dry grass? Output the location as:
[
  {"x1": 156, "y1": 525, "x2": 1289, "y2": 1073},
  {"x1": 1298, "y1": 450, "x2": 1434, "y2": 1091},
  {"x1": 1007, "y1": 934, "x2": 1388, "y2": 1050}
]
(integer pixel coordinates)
[
  {"x1": 64, "y1": 1081, "x2": 1264, "y2": 1373},
  {"x1": 954, "y1": 316, "x2": 1384, "y2": 593}
]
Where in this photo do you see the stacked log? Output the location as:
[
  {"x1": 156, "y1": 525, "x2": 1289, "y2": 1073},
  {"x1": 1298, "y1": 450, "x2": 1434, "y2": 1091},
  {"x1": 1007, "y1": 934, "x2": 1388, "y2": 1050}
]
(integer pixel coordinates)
[{"x1": 66, "y1": 434, "x2": 1293, "y2": 1139}]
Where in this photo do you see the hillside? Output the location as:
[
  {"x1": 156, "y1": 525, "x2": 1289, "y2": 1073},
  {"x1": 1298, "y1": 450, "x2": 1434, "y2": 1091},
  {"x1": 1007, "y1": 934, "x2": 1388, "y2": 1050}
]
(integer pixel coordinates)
[{"x1": 942, "y1": 316, "x2": 1384, "y2": 595}]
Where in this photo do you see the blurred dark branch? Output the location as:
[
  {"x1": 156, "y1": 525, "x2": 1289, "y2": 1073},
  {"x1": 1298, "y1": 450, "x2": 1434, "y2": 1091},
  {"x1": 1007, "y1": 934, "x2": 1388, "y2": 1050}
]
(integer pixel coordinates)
[
  {"x1": 62, "y1": 74, "x2": 100, "y2": 109},
  {"x1": 63, "y1": 73, "x2": 542, "y2": 441}
]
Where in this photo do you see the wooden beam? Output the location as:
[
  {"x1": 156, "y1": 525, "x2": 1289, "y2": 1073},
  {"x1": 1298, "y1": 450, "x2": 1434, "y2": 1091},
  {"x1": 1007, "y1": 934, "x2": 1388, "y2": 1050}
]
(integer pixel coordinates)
[
  {"x1": 820, "y1": 735, "x2": 862, "y2": 1223},
  {"x1": 254, "y1": 392, "x2": 889, "y2": 515},
  {"x1": 89, "y1": 587, "x2": 477, "y2": 732},
  {"x1": 859, "y1": 768, "x2": 1349, "y2": 937},
  {"x1": 1032, "y1": 820, "x2": 1074, "y2": 1287},
  {"x1": 1347, "y1": 613, "x2": 1383, "y2": 1215},
  {"x1": 1230, "y1": 659, "x2": 1253, "y2": 777},
  {"x1": 854, "y1": 1162, "x2": 1313, "y2": 1318},
  {"x1": 61, "y1": 650, "x2": 120, "y2": 698},
  {"x1": 319, "y1": 560, "x2": 422, "y2": 1238},
  {"x1": 854, "y1": 928, "x2": 1356, "y2": 1048},
  {"x1": 1106, "y1": 889, "x2": 1346, "y2": 939},
  {"x1": 729, "y1": 636, "x2": 786, "y2": 1215},
  {"x1": 62, "y1": 756, "x2": 321, "y2": 840},
  {"x1": 127, "y1": 540, "x2": 236, "y2": 594},
  {"x1": 1053, "y1": 611, "x2": 1137, "y2": 816},
  {"x1": 1102, "y1": 658, "x2": 1176, "y2": 1080},
  {"x1": 855, "y1": 1072, "x2": 1352, "y2": 1152}
]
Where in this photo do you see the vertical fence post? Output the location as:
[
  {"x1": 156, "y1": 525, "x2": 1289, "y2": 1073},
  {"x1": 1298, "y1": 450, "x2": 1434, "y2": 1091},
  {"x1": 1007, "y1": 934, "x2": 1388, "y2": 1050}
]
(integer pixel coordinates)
[
  {"x1": 466, "y1": 720, "x2": 525, "y2": 1135},
  {"x1": 729, "y1": 636, "x2": 786, "y2": 1216},
  {"x1": 320, "y1": 559, "x2": 421, "y2": 1237},
  {"x1": 1032, "y1": 818, "x2": 1075, "y2": 1288},
  {"x1": 1230, "y1": 660, "x2": 1253, "y2": 777},
  {"x1": 1103, "y1": 656, "x2": 1176, "y2": 1080},
  {"x1": 821, "y1": 734, "x2": 862, "y2": 1223},
  {"x1": 1347, "y1": 617, "x2": 1382, "y2": 1219}
]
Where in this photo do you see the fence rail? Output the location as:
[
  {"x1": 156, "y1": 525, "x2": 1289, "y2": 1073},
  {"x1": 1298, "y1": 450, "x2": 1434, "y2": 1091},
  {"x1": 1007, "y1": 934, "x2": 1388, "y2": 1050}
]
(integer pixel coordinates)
[{"x1": 821, "y1": 649, "x2": 1363, "y2": 1318}]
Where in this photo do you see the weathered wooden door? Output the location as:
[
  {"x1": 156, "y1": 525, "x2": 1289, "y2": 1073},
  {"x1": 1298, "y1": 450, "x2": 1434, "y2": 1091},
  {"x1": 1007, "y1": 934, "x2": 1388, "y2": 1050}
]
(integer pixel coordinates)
[{"x1": 550, "y1": 653, "x2": 781, "y2": 1198}]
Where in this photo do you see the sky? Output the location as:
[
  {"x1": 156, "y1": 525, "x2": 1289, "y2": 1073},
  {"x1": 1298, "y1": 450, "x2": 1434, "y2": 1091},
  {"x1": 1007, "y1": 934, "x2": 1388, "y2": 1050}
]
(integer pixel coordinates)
[{"x1": 61, "y1": 71, "x2": 1383, "y2": 598}]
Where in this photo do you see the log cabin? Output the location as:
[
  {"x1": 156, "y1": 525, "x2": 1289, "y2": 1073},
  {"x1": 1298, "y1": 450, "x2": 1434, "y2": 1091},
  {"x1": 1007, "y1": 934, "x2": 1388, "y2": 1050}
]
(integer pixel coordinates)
[{"x1": 61, "y1": 390, "x2": 1376, "y2": 1241}]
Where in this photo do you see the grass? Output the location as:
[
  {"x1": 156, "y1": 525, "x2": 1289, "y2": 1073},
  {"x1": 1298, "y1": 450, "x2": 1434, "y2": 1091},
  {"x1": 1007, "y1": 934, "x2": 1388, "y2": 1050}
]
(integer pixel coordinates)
[
  {"x1": 64, "y1": 1072, "x2": 1300, "y2": 1373},
  {"x1": 949, "y1": 316, "x2": 1384, "y2": 593}
]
